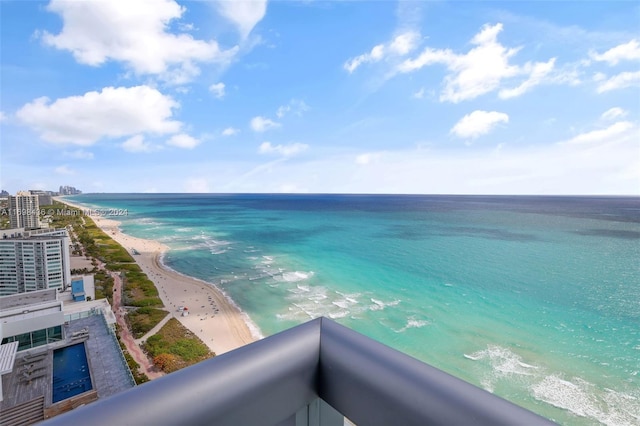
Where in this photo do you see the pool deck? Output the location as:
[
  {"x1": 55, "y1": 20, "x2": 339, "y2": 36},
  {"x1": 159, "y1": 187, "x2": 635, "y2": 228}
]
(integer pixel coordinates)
[
  {"x1": 0, "y1": 315, "x2": 134, "y2": 416},
  {"x1": 69, "y1": 315, "x2": 134, "y2": 398}
]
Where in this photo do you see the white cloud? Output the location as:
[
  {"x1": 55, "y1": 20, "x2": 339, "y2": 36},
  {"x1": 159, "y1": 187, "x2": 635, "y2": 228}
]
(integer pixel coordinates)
[
  {"x1": 215, "y1": 0, "x2": 267, "y2": 39},
  {"x1": 345, "y1": 44, "x2": 384, "y2": 73},
  {"x1": 355, "y1": 152, "x2": 382, "y2": 165},
  {"x1": 562, "y1": 121, "x2": 635, "y2": 145},
  {"x1": 222, "y1": 127, "x2": 239, "y2": 136},
  {"x1": 55, "y1": 165, "x2": 75, "y2": 175},
  {"x1": 122, "y1": 135, "x2": 155, "y2": 153},
  {"x1": 412, "y1": 87, "x2": 425, "y2": 99},
  {"x1": 259, "y1": 141, "x2": 308, "y2": 157},
  {"x1": 592, "y1": 72, "x2": 607, "y2": 82},
  {"x1": 184, "y1": 177, "x2": 210, "y2": 193},
  {"x1": 397, "y1": 23, "x2": 558, "y2": 103},
  {"x1": 276, "y1": 99, "x2": 309, "y2": 118},
  {"x1": 219, "y1": 130, "x2": 639, "y2": 194},
  {"x1": 250, "y1": 116, "x2": 280, "y2": 132},
  {"x1": 278, "y1": 183, "x2": 308, "y2": 193},
  {"x1": 209, "y1": 82, "x2": 225, "y2": 99},
  {"x1": 590, "y1": 39, "x2": 640, "y2": 65},
  {"x1": 601, "y1": 107, "x2": 627, "y2": 122},
  {"x1": 499, "y1": 58, "x2": 556, "y2": 99},
  {"x1": 451, "y1": 110, "x2": 509, "y2": 139},
  {"x1": 0, "y1": 111, "x2": 6, "y2": 122},
  {"x1": 596, "y1": 70, "x2": 640, "y2": 93},
  {"x1": 42, "y1": 0, "x2": 236, "y2": 84},
  {"x1": 16, "y1": 86, "x2": 181, "y2": 145},
  {"x1": 396, "y1": 46, "x2": 455, "y2": 73},
  {"x1": 345, "y1": 31, "x2": 420, "y2": 73},
  {"x1": 64, "y1": 149, "x2": 94, "y2": 160},
  {"x1": 167, "y1": 133, "x2": 200, "y2": 149},
  {"x1": 389, "y1": 31, "x2": 421, "y2": 55},
  {"x1": 178, "y1": 22, "x2": 195, "y2": 32}
]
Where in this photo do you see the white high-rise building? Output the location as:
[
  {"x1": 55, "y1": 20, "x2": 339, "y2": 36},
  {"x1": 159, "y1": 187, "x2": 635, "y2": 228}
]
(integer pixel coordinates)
[
  {"x1": 8, "y1": 192, "x2": 40, "y2": 229},
  {"x1": 0, "y1": 228, "x2": 71, "y2": 296}
]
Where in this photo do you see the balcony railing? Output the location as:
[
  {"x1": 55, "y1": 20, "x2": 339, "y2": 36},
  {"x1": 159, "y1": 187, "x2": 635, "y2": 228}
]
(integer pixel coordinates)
[{"x1": 41, "y1": 317, "x2": 555, "y2": 426}]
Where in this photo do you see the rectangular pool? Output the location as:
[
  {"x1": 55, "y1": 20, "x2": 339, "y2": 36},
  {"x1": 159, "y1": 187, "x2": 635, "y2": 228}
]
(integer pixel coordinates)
[{"x1": 52, "y1": 343, "x2": 93, "y2": 403}]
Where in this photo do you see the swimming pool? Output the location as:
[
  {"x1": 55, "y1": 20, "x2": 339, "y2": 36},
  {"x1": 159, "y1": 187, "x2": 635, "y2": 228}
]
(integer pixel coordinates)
[{"x1": 52, "y1": 343, "x2": 93, "y2": 403}]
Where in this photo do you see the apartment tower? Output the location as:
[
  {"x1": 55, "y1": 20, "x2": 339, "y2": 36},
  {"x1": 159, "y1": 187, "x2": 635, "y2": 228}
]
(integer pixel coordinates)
[{"x1": 8, "y1": 192, "x2": 41, "y2": 229}]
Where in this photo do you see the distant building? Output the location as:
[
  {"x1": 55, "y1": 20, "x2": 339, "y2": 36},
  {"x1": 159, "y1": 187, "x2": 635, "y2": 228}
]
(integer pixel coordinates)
[
  {"x1": 8, "y1": 192, "x2": 40, "y2": 229},
  {"x1": 0, "y1": 228, "x2": 71, "y2": 296},
  {"x1": 58, "y1": 186, "x2": 82, "y2": 196},
  {"x1": 28, "y1": 190, "x2": 54, "y2": 207}
]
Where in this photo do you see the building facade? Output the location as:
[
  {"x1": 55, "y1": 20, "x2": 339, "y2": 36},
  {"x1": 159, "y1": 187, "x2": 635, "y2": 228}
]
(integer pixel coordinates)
[
  {"x1": 58, "y1": 186, "x2": 81, "y2": 196},
  {"x1": 8, "y1": 192, "x2": 41, "y2": 229},
  {"x1": 0, "y1": 289, "x2": 65, "y2": 352},
  {"x1": 28, "y1": 190, "x2": 54, "y2": 207},
  {"x1": 0, "y1": 228, "x2": 71, "y2": 296}
]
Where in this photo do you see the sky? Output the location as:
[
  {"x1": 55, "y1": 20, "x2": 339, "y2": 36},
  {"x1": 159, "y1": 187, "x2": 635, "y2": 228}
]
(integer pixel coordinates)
[{"x1": 0, "y1": 0, "x2": 639, "y2": 195}]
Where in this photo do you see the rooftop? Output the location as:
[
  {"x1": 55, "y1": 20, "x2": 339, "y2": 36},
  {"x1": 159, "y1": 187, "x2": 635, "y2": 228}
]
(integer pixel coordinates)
[
  {"x1": 0, "y1": 314, "x2": 134, "y2": 423},
  {"x1": 0, "y1": 289, "x2": 58, "y2": 311}
]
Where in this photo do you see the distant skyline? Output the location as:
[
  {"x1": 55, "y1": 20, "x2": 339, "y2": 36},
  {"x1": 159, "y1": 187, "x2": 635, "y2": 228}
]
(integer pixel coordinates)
[{"x1": 1, "y1": 1, "x2": 638, "y2": 195}]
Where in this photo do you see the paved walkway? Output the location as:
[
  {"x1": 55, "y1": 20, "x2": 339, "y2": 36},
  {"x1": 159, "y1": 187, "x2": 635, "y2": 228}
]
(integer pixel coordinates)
[
  {"x1": 135, "y1": 311, "x2": 172, "y2": 345},
  {"x1": 106, "y1": 266, "x2": 164, "y2": 380}
]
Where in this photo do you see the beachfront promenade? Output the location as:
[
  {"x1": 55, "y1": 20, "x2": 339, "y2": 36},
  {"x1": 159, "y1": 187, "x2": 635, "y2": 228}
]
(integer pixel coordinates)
[{"x1": 109, "y1": 267, "x2": 164, "y2": 379}]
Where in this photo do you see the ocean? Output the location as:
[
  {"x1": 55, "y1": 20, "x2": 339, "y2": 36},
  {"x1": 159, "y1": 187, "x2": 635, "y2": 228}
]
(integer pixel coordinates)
[{"x1": 67, "y1": 194, "x2": 640, "y2": 425}]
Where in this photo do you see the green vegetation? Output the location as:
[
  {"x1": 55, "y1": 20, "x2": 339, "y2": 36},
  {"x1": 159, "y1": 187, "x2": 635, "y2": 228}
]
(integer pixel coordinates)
[
  {"x1": 126, "y1": 307, "x2": 169, "y2": 339},
  {"x1": 41, "y1": 202, "x2": 81, "y2": 228},
  {"x1": 116, "y1": 324, "x2": 150, "y2": 385},
  {"x1": 46, "y1": 202, "x2": 162, "y2": 306},
  {"x1": 111, "y1": 263, "x2": 162, "y2": 307},
  {"x1": 78, "y1": 219, "x2": 134, "y2": 264},
  {"x1": 0, "y1": 199, "x2": 9, "y2": 229},
  {"x1": 45, "y1": 201, "x2": 164, "y2": 337},
  {"x1": 144, "y1": 318, "x2": 214, "y2": 374},
  {"x1": 125, "y1": 351, "x2": 150, "y2": 385},
  {"x1": 93, "y1": 270, "x2": 114, "y2": 304}
]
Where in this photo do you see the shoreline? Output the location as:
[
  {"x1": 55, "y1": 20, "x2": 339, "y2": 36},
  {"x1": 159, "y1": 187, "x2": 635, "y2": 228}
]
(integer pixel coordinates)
[
  {"x1": 156, "y1": 251, "x2": 264, "y2": 340},
  {"x1": 57, "y1": 197, "x2": 258, "y2": 355}
]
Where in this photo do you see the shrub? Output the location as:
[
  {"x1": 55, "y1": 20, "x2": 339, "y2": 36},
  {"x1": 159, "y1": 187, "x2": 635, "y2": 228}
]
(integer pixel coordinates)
[{"x1": 153, "y1": 353, "x2": 180, "y2": 373}]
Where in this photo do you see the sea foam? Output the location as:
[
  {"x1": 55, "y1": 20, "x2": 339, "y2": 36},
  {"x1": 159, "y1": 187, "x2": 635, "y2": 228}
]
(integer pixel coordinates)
[
  {"x1": 273, "y1": 271, "x2": 314, "y2": 283},
  {"x1": 465, "y1": 345, "x2": 640, "y2": 425},
  {"x1": 531, "y1": 375, "x2": 640, "y2": 426}
]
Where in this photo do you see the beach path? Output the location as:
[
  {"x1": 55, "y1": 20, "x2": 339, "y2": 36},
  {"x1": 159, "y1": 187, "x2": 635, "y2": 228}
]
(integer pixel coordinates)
[
  {"x1": 111, "y1": 267, "x2": 164, "y2": 379},
  {"x1": 134, "y1": 311, "x2": 172, "y2": 345}
]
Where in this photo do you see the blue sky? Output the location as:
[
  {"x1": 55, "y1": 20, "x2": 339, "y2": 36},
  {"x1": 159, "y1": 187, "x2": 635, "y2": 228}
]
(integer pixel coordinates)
[{"x1": 1, "y1": 1, "x2": 638, "y2": 194}]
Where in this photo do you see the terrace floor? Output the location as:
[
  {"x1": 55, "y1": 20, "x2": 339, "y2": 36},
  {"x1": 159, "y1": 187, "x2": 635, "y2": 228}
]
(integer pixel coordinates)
[{"x1": 0, "y1": 314, "x2": 134, "y2": 413}]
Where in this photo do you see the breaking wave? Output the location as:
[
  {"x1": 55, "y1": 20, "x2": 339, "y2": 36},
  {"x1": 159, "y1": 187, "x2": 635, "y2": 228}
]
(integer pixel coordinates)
[{"x1": 464, "y1": 345, "x2": 640, "y2": 425}]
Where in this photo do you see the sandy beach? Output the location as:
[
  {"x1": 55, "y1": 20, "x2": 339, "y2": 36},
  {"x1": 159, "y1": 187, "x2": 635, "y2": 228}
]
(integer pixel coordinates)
[{"x1": 60, "y1": 199, "x2": 257, "y2": 356}]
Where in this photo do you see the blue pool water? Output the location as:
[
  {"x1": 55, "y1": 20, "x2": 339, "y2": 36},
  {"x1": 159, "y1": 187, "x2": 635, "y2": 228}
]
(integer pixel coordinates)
[{"x1": 52, "y1": 343, "x2": 92, "y2": 403}]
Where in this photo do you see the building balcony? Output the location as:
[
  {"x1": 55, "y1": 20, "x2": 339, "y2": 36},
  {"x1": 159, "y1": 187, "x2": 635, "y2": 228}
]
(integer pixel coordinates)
[{"x1": 41, "y1": 317, "x2": 554, "y2": 426}]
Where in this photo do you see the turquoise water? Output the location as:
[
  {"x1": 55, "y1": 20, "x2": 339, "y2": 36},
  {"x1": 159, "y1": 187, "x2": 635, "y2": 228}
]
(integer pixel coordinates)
[{"x1": 68, "y1": 194, "x2": 640, "y2": 425}]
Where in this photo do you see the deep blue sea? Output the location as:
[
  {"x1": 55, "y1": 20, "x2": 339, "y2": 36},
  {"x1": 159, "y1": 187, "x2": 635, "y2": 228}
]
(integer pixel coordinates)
[{"x1": 67, "y1": 194, "x2": 640, "y2": 425}]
